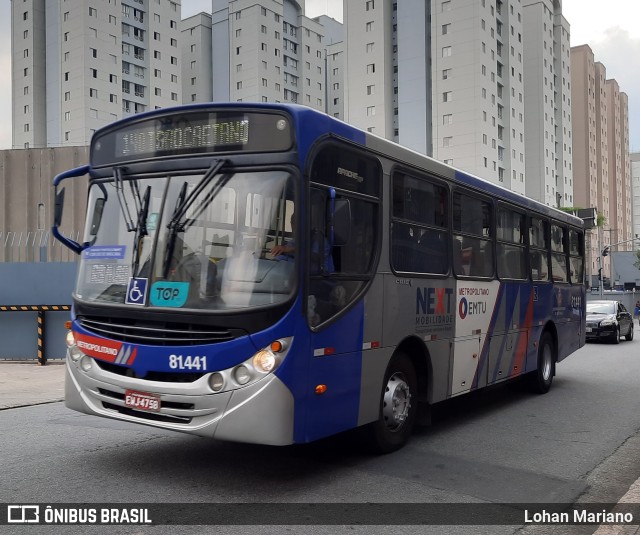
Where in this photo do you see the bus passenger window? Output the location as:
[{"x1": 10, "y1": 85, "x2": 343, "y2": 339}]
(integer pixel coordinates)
[
  {"x1": 550, "y1": 224, "x2": 568, "y2": 282},
  {"x1": 568, "y1": 229, "x2": 584, "y2": 284},
  {"x1": 497, "y1": 207, "x2": 526, "y2": 280},
  {"x1": 529, "y1": 217, "x2": 550, "y2": 281},
  {"x1": 391, "y1": 171, "x2": 448, "y2": 274},
  {"x1": 452, "y1": 191, "x2": 493, "y2": 278},
  {"x1": 307, "y1": 188, "x2": 378, "y2": 327}
]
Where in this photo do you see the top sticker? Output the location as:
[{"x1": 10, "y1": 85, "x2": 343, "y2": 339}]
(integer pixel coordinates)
[{"x1": 150, "y1": 281, "x2": 190, "y2": 308}]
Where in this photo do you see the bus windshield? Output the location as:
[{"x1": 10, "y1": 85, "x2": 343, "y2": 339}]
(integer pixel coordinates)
[{"x1": 75, "y1": 169, "x2": 296, "y2": 311}]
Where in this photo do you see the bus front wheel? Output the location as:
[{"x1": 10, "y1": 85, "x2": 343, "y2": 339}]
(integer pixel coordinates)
[{"x1": 367, "y1": 353, "x2": 417, "y2": 453}]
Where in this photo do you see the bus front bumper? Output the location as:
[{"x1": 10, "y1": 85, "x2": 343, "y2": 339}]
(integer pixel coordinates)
[{"x1": 65, "y1": 355, "x2": 295, "y2": 446}]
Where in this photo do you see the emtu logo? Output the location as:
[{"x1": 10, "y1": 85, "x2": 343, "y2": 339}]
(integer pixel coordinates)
[
  {"x1": 458, "y1": 297, "x2": 487, "y2": 319},
  {"x1": 459, "y1": 297, "x2": 469, "y2": 319}
]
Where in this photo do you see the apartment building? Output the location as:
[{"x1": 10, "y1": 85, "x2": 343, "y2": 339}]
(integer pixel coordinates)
[
  {"x1": 180, "y1": 0, "x2": 323, "y2": 110},
  {"x1": 181, "y1": 12, "x2": 213, "y2": 104},
  {"x1": 571, "y1": 44, "x2": 631, "y2": 282},
  {"x1": 606, "y1": 82, "x2": 632, "y2": 250},
  {"x1": 632, "y1": 152, "x2": 640, "y2": 241},
  {"x1": 522, "y1": 0, "x2": 573, "y2": 207},
  {"x1": 344, "y1": 0, "x2": 574, "y2": 201},
  {"x1": 12, "y1": 0, "x2": 182, "y2": 149},
  {"x1": 317, "y1": 15, "x2": 345, "y2": 120},
  {"x1": 344, "y1": 0, "x2": 396, "y2": 142}
]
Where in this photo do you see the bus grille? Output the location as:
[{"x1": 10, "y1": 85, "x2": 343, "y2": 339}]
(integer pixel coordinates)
[
  {"x1": 96, "y1": 360, "x2": 207, "y2": 383},
  {"x1": 77, "y1": 316, "x2": 244, "y2": 346},
  {"x1": 102, "y1": 402, "x2": 193, "y2": 424}
]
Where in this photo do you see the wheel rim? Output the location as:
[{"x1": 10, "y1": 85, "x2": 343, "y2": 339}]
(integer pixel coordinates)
[
  {"x1": 382, "y1": 372, "x2": 411, "y2": 432},
  {"x1": 541, "y1": 344, "x2": 552, "y2": 381}
]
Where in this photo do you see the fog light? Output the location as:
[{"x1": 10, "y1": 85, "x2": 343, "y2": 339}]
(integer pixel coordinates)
[
  {"x1": 69, "y1": 345, "x2": 83, "y2": 362},
  {"x1": 233, "y1": 365, "x2": 251, "y2": 385},
  {"x1": 80, "y1": 356, "x2": 92, "y2": 372},
  {"x1": 209, "y1": 372, "x2": 225, "y2": 392}
]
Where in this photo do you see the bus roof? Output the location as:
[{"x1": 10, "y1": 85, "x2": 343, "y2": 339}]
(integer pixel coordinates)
[{"x1": 91, "y1": 102, "x2": 583, "y2": 227}]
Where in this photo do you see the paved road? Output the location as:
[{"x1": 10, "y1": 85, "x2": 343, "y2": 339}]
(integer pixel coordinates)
[{"x1": 1, "y1": 339, "x2": 640, "y2": 534}]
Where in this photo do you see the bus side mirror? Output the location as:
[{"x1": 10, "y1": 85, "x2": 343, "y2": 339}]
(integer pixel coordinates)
[
  {"x1": 330, "y1": 198, "x2": 351, "y2": 247},
  {"x1": 54, "y1": 188, "x2": 65, "y2": 227},
  {"x1": 52, "y1": 164, "x2": 90, "y2": 254},
  {"x1": 89, "y1": 197, "x2": 106, "y2": 236}
]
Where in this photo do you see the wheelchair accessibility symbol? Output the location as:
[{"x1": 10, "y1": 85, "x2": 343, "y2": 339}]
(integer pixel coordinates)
[{"x1": 125, "y1": 277, "x2": 148, "y2": 306}]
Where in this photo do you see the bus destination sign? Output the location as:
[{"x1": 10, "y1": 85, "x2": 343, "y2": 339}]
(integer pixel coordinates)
[
  {"x1": 91, "y1": 110, "x2": 293, "y2": 166},
  {"x1": 120, "y1": 118, "x2": 250, "y2": 157}
]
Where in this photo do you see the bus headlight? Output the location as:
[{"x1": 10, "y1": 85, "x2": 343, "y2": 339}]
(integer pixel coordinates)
[
  {"x1": 65, "y1": 330, "x2": 84, "y2": 362},
  {"x1": 65, "y1": 331, "x2": 76, "y2": 347},
  {"x1": 253, "y1": 349, "x2": 277, "y2": 373},
  {"x1": 208, "y1": 337, "x2": 293, "y2": 393}
]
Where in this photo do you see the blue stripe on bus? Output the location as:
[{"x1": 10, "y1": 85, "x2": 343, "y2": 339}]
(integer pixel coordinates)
[
  {"x1": 294, "y1": 301, "x2": 365, "y2": 444},
  {"x1": 472, "y1": 283, "x2": 504, "y2": 389}
]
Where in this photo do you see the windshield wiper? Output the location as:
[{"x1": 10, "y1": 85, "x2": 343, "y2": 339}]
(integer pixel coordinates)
[
  {"x1": 131, "y1": 185, "x2": 151, "y2": 276},
  {"x1": 162, "y1": 159, "x2": 228, "y2": 278},
  {"x1": 114, "y1": 167, "x2": 143, "y2": 232},
  {"x1": 166, "y1": 159, "x2": 228, "y2": 231}
]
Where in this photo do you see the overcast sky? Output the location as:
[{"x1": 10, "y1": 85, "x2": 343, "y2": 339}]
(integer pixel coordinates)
[{"x1": 0, "y1": 0, "x2": 638, "y2": 151}]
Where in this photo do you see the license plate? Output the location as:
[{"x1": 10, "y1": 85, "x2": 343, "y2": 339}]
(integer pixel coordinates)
[
  {"x1": 124, "y1": 389, "x2": 161, "y2": 412},
  {"x1": 585, "y1": 327, "x2": 592, "y2": 333}
]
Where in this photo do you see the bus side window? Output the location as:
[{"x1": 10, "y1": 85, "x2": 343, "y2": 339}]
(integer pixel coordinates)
[
  {"x1": 453, "y1": 238, "x2": 464, "y2": 275},
  {"x1": 452, "y1": 191, "x2": 493, "y2": 278},
  {"x1": 392, "y1": 223, "x2": 419, "y2": 273},
  {"x1": 391, "y1": 171, "x2": 448, "y2": 275}
]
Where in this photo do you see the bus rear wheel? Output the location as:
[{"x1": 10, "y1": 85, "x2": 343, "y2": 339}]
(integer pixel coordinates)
[
  {"x1": 367, "y1": 353, "x2": 417, "y2": 453},
  {"x1": 528, "y1": 332, "x2": 555, "y2": 394}
]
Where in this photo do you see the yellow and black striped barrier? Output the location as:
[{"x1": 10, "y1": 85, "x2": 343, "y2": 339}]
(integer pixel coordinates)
[{"x1": 0, "y1": 305, "x2": 71, "y2": 366}]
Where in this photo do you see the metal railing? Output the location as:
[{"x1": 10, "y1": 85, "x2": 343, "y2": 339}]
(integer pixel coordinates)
[{"x1": 0, "y1": 230, "x2": 80, "y2": 263}]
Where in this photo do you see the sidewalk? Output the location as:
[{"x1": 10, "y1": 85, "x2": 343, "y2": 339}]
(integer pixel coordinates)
[{"x1": 0, "y1": 359, "x2": 65, "y2": 409}]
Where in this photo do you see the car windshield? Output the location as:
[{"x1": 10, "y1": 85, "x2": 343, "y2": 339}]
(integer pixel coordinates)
[
  {"x1": 587, "y1": 302, "x2": 615, "y2": 314},
  {"x1": 74, "y1": 169, "x2": 297, "y2": 311}
]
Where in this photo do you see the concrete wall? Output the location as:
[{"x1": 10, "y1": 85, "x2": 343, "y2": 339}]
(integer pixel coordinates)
[
  {"x1": 0, "y1": 262, "x2": 76, "y2": 360},
  {"x1": 0, "y1": 146, "x2": 88, "y2": 262},
  {"x1": 586, "y1": 289, "x2": 639, "y2": 315}
]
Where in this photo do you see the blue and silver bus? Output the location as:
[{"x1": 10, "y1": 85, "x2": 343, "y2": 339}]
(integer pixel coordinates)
[{"x1": 53, "y1": 103, "x2": 586, "y2": 452}]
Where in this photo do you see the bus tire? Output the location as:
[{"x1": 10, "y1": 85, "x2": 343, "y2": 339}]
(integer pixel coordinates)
[
  {"x1": 528, "y1": 332, "x2": 555, "y2": 394},
  {"x1": 366, "y1": 353, "x2": 417, "y2": 453}
]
